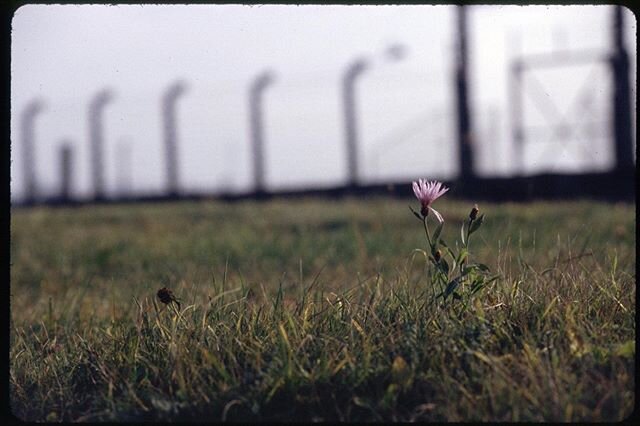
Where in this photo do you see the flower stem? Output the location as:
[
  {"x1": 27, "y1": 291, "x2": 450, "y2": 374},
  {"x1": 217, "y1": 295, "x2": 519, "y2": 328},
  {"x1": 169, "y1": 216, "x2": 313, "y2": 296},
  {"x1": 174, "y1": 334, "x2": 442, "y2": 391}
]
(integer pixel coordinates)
[
  {"x1": 422, "y1": 216, "x2": 432, "y2": 251},
  {"x1": 465, "y1": 218, "x2": 473, "y2": 265}
]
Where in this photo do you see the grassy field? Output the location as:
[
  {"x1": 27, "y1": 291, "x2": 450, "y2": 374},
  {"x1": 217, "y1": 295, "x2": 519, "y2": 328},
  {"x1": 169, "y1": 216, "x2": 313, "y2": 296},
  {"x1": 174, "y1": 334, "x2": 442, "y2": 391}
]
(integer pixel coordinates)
[{"x1": 9, "y1": 196, "x2": 636, "y2": 422}]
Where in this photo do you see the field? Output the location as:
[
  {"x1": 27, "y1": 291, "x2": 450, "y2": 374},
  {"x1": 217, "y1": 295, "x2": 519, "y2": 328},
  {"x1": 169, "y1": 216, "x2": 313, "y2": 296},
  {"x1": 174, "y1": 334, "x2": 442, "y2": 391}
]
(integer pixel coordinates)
[{"x1": 9, "y1": 196, "x2": 636, "y2": 422}]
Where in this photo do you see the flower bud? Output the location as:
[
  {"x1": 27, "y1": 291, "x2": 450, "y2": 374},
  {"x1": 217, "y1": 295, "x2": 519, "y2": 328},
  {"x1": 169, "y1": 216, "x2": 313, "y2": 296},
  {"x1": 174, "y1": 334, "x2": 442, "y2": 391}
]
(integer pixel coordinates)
[
  {"x1": 434, "y1": 249, "x2": 442, "y2": 262},
  {"x1": 469, "y1": 204, "x2": 479, "y2": 221}
]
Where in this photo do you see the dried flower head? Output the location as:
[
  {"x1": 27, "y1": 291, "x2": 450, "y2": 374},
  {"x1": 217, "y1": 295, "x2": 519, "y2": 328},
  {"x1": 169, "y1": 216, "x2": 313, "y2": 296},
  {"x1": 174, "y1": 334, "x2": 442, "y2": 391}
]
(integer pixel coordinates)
[
  {"x1": 434, "y1": 249, "x2": 442, "y2": 263},
  {"x1": 412, "y1": 179, "x2": 449, "y2": 222},
  {"x1": 157, "y1": 287, "x2": 181, "y2": 310}
]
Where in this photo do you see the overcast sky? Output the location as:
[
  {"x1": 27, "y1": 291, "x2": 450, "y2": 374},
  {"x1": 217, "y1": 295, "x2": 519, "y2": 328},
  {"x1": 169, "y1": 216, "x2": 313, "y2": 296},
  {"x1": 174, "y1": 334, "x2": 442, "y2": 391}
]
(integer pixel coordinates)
[{"x1": 10, "y1": 4, "x2": 636, "y2": 200}]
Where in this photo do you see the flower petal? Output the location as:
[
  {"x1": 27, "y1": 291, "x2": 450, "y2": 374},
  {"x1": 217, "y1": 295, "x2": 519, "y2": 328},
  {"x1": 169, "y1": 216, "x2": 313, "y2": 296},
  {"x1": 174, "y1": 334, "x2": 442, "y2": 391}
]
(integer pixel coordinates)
[{"x1": 412, "y1": 181, "x2": 421, "y2": 199}]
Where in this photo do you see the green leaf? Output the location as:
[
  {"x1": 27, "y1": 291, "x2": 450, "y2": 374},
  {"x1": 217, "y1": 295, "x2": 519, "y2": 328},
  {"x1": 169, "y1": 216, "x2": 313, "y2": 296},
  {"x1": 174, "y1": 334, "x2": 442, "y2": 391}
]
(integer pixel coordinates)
[
  {"x1": 439, "y1": 258, "x2": 450, "y2": 275},
  {"x1": 460, "y1": 221, "x2": 467, "y2": 246},
  {"x1": 444, "y1": 277, "x2": 461, "y2": 299},
  {"x1": 457, "y1": 249, "x2": 468, "y2": 266},
  {"x1": 439, "y1": 240, "x2": 456, "y2": 260},
  {"x1": 462, "y1": 263, "x2": 489, "y2": 276},
  {"x1": 476, "y1": 263, "x2": 491, "y2": 272},
  {"x1": 440, "y1": 243, "x2": 457, "y2": 263},
  {"x1": 469, "y1": 214, "x2": 485, "y2": 235},
  {"x1": 461, "y1": 265, "x2": 476, "y2": 275},
  {"x1": 470, "y1": 280, "x2": 485, "y2": 295},
  {"x1": 409, "y1": 205, "x2": 422, "y2": 221}
]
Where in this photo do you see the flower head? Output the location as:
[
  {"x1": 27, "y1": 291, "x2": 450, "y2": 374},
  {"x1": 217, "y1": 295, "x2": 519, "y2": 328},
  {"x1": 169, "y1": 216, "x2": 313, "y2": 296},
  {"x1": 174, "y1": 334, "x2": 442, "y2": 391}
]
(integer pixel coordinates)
[
  {"x1": 412, "y1": 179, "x2": 449, "y2": 222},
  {"x1": 157, "y1": 287, "x2": 181, "y2": 310},
  {"x1": 469, "y1": 204, "x2": 479, "y2": 221},
  {"x1": 434, "y1": 249, "x2": 442, "y2": 263}
]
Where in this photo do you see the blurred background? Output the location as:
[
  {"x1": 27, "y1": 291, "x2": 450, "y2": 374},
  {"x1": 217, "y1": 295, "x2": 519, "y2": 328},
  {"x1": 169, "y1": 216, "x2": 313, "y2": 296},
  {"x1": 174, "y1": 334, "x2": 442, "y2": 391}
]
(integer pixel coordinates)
[{"x1": 10, "y1": 4, "x2": 636, "y2": 205}]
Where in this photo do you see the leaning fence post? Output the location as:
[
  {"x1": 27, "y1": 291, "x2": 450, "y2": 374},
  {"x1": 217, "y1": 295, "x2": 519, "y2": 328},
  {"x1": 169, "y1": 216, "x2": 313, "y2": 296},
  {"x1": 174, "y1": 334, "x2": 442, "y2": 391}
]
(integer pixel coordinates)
[{"x1": 20, "y1": 99, "x2": 46, "y2": 205}]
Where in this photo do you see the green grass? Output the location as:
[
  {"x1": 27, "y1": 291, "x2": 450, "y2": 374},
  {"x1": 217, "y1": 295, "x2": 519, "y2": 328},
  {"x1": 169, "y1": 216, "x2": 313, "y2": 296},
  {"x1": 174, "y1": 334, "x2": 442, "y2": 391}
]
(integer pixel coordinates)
[{"x1": 10, "y1": 197, "x2": 635, "y2": 422}]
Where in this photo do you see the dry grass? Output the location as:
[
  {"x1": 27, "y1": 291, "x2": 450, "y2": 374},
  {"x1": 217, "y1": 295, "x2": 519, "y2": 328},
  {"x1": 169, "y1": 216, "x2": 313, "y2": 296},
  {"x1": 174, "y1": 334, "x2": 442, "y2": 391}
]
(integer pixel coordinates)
[{"x1": 10, "y1": 197, "x2": 635, "y2": 421}]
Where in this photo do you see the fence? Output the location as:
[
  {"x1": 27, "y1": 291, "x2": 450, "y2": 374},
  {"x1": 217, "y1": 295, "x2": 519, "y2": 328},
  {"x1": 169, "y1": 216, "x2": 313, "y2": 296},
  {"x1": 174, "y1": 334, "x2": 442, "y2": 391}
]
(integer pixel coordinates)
[{"x1": 12, "y1": 6, "x2": 634, "y2": 205}]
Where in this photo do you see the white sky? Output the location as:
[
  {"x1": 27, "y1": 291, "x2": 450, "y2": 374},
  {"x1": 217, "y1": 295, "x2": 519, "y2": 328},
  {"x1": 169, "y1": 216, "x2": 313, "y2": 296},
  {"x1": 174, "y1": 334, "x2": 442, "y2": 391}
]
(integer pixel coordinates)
[{"x1": 10, "y1": 4, "x2": 636, "y2": 200}]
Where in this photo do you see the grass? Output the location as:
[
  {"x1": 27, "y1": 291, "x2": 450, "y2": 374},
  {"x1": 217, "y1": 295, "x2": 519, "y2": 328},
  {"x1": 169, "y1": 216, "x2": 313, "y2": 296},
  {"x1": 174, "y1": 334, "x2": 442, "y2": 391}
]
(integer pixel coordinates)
[{"x1": 9, "y1": 197, "x2": 636, "y2": 422}]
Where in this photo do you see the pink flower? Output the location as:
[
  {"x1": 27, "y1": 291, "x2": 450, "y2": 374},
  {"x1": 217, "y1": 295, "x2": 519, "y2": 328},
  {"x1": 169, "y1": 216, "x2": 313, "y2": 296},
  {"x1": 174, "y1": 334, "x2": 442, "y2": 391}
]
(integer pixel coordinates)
[{"x1": 412, "y1": 179, "x2": 449, "y2": 222}]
